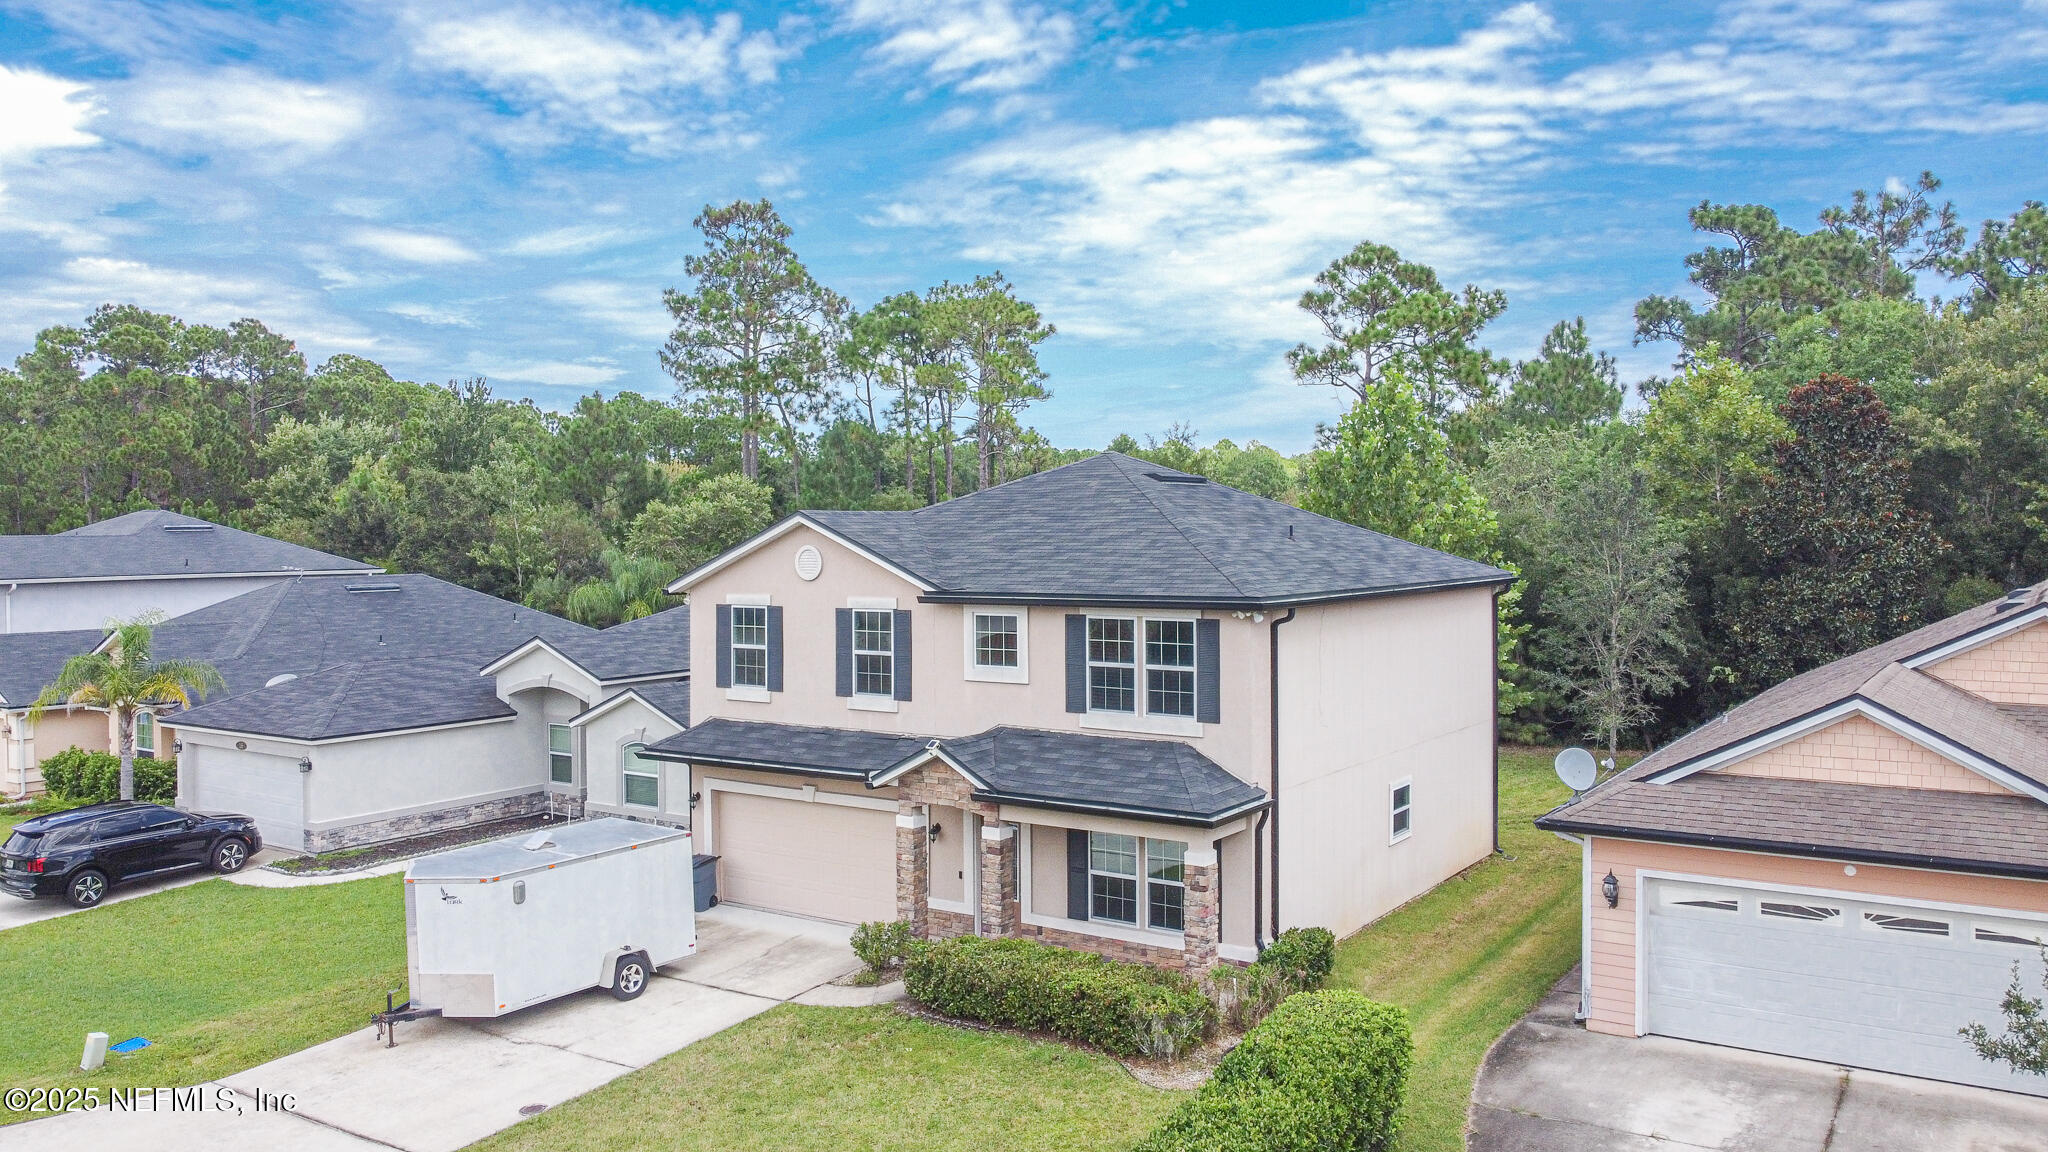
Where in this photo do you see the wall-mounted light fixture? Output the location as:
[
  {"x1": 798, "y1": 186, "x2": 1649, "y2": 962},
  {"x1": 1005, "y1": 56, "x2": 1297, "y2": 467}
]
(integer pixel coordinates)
[
  {"x1": 927, "y1": 821, "x2": 943, "y2": 843},
  {"x1": 688, "y1": 791, "x2": 701, "y2": 809},
  {"x1": 1601, "y1": 870, "x2": 1619, "y2": 908},
  {"x1": 297, "y1": 756, "x2": 313, "y2": 774}
]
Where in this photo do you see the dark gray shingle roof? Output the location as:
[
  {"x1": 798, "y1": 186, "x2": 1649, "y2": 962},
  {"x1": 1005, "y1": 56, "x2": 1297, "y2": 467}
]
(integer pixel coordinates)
[
  {"x1": 0, "y1": 629, "x2": 104, "y2": 707},
  {"x1": 792, "y1": 452, "x2": 1508, "y2": 608},
  {"x1": 646, "y1": 717, "x2": 927, "y2": 778},
  {"x1": 940, "y1": 726, "x2": 1267, "y2": 824},
  {"x1": 151, "y1": 574, "x2": 595, "y2": 698},
  {"x1": 646, "y1": 718, "x2": 1267, "y2": 825},
  {"x1": 519, "y1": 606, "x2": 690, "y2": 682},
  {"x1": 611, "y1": 680, "x2": 691, "y2": 727},
  {"x1": 173, "y1": 656, "x2": 517, "y2": 742},
  {"x1": 0, "y1": 510, "x2": 378, "y2": 581},
  {"x1": 1538, "y1": 774, "x2": 2048, "y2": 880}
]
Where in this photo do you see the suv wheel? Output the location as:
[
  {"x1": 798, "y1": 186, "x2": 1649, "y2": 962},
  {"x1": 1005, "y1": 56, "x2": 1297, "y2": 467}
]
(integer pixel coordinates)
[
  {"x1": 610, "y1": 953, "x2": 650, "y2": 1001},
  {"x1": 212, "y1": 838, "x2": 250, "y2": 874},
  {"x1": 65, "y1": 869, "x2": 109, "y2": 908}
]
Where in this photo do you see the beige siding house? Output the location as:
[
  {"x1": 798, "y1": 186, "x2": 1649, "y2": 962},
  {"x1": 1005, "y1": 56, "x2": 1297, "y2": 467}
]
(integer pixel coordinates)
[
  {"x1": 649, "y1": 452, "x2": 1509, "y2": 970},
  {"x1": 1540, "y1": 584, "x2": 2048, "y2": 1096}
]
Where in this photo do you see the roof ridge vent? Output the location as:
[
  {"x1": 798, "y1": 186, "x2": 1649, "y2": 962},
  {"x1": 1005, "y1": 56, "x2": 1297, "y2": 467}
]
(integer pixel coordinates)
[
  {"x1": 1995, "y1": 588, "x2": 2033, "y2": 612},
  {"x1": 161, "y1": 523, "x2": 215, "y2": 532},
  {"x1": 1145, "y1": 472, "x2": 1208, "y2": 484},
  {"x1": 346, "y1": 582, "x2": 404, "y2": 594}
]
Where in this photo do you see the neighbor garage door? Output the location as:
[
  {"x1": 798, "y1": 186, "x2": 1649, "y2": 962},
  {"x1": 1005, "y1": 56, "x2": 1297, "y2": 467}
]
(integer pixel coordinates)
[
  {"x1": 710, "y1": 788, "x2": 896, "y2": 923},
  {"x1": 1645, "y1": 878, "x2": 2048, "y2": 1095},
  {"x1": 189, "y1": 748, "x2": 306, "y2": 853}
]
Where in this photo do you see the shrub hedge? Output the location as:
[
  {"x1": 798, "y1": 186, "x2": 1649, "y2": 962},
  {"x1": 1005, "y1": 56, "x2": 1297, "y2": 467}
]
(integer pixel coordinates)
[
  {"x1": 903, "y1": 936, "x2": 1217, "y2": 1059},
  {"x1": 40, "y1": 747, "x2": 177, "y2": 804},
  {"x1": 1136, "y1": 989, "x2": 1413, "y2": 1152},
  {"x1": 1211, "y1": 926, "x2": 1339, "y2": 1031},
  {"x1": 1257, "y1": 927, "x2": 1336, "y2": 987},
  {"x1": 851, "y1": 919, "x2": 914, "y2": 975}
]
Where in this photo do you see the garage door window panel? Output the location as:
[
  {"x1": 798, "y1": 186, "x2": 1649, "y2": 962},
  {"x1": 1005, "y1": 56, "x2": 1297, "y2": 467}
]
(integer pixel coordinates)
[
  {"x1": 1761, "y1": 901, "x2": 1841, "y2": 923},
  {"x1": 1865, "y1": 912, "x2": 1950, "y2": 937},
  {"x1": 1976, "y1": 925, "x2": 2048, "y2": 947}
]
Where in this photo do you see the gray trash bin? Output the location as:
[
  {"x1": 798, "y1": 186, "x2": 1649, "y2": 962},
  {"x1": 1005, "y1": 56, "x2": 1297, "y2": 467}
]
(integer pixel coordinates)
[{"x1": 692, "y1": 854, "x2": 719, "y2": 912}]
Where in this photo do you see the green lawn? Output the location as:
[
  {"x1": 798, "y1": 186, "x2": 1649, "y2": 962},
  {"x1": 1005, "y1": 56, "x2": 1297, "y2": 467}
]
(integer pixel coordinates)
[
  {"x1": 469, "y1": 1004, "x2": 1182, "y2": 1152},
  {"x1": 1329, "y1": 746, "x2": 1613, "y2": 1152},
  {"x1": 0, "y1": 873, "x2": 405, "y2": 1121}
]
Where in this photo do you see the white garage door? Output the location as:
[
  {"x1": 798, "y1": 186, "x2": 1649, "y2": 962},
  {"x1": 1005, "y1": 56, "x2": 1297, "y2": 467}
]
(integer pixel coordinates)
[
  {"x1": 1645, "y1": 878, "x2": 2048, "y2": 1095},
  {"x1": 190, "y1": 749, "x2": 306, "y2": 853},
  {"x1": 710, "y1": 789, "x2": 896, "y2": 923}
]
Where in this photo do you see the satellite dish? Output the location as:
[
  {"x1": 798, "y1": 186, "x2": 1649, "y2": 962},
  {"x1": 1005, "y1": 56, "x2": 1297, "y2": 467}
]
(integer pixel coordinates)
[
  {"x1": 264, "y1": 673, "x2": 299, "y2": 688},
  {"x1": 1554, "y1": 747, "x2": 1598, "y2": 793}
]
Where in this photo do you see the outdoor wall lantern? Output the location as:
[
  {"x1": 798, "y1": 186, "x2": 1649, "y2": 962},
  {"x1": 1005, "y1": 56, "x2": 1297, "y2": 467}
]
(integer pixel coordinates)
[
  {"x1": 928, "y1": 821, "x2": 943, "y2": 843},
  {"x1": 297, "y1": 756, "x2": 313, "y2": 774},
  {"x1": 1601, "y1": 870, "x2": 1620, "y2": 908}
]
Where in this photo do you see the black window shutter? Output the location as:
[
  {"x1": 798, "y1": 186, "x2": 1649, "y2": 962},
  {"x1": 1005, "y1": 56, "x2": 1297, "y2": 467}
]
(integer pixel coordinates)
[
  {"x1": 714, "y1": 605, "x2": 732, "y2": 688},
  {"x1": 1066, "y1": 828, "x2": 1090, "y2": 920},
  {"x1": 1064, "y1": 614, "x2": 1087, "y2": 713},
  {"x1": 893, "y1": 610, "x2": 913, "y2": 702},
  {"x1": 834, "y1": 608, "x2": 853, "y2": 697},
  {"x1": 1197, "y1": 617, "x2": 1221, "y2": 725},
  {"x1": 766, "y1": 606, "x2": 784, "y2": 693}
]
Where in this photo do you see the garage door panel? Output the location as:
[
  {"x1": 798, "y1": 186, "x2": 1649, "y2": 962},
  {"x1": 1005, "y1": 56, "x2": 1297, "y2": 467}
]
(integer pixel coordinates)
[
  {"x1": 191, "y1": 751, "x2": 304, "y2": 852},
  {"x1": 1646, "y1": 879, "x2": 2048, "y2": 1097},
  {"x1": 712, "y1": 790, "x2": 894, "y2": 924}
]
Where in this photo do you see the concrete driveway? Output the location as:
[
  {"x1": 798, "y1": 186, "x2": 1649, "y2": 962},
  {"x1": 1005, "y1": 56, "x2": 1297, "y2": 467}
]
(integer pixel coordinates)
[
  {"x1": 1471, "y1": 971, "x2": 2048, "y2": 1152},
  {"x1": 0, "y1": 904, "x2": 883, "y2": 1152}
]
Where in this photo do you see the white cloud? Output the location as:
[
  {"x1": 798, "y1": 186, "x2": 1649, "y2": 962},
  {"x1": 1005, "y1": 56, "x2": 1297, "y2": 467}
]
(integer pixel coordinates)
[
  {"x1": 506, "y1": 224, "x2": 636, "y2": 257},
  {"x1": 0, "y1": 66, "x2": 100, "y2": 160},
  {"x1": 403, "y1": 3, "x2": 786, "y2": 151},
  {"x1": 837, "y1": 0, "x2": 1076, "y2": 92},
  {"x1": 347, "y1": 226, "x2": 483, "y2": 265},
  {"x1": 541, "y1": 280, "x2": 672, "y2": 342},
  {"x1": 468, "y1": 355, "x2": 625, "y2": 388},
  {"x1": 384, "y1": 301, "x2": 477, "y2": 327},
  {"x1": 122, "y1": 70, "x2": 368, "y2": 151}
]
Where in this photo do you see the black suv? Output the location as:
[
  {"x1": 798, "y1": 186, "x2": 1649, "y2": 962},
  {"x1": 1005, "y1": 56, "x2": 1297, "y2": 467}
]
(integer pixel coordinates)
[{"x1": 0, "y1": 802, "x2": 263, "y2": 907}]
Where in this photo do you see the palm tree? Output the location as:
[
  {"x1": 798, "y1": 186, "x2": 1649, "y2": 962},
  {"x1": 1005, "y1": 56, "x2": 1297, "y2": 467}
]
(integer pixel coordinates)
[{"x1": 29, "y1": 613, "x2": 224, "y2": 802}]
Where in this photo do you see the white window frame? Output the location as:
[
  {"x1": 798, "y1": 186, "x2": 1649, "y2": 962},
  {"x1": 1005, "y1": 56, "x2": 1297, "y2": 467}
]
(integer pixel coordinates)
[
  {"x1": 1018, "y1": 829, "x2": 1191, "y2": 947},
  {"x1": 851, "y1": 608, "x2": 895, "y2": 698},
  {"x1": 963, "y1": 606, "x2": 1029, "y2": 684},
  {"x1": 1081, "y1": 612, "x2": 1202, "y2": 738},
  {"x1": 1145, "y1": 838, "x2": 1187, "y2": 932},
  {"x1": 621, "y1": 742, "x2": 660, "y2": 809},
  {"x1": 733, "y1": 602, "x2": 770, "y2": 688},
  {"x1": 548, "y1": 723, "x2": 575, "y2": 786},
  {"x1": 1085, "y1": 832, "x2": 1189, "y2": 930},
  {"x1": 133, "y1": 710, "x2": 155, "y2": 757},
  {"x1": 1389, "y1": 777, "x2": 1413, "y2": 844}
]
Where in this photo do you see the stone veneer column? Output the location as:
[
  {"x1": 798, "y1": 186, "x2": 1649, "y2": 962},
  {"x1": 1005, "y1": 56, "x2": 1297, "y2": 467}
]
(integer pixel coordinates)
[
  {"x1": 896, "y1": 801, "x2": 929, "y2": 937},
  {"x1": 1181, "y1": 848, "x2": 1220, "y2": 972},
  {"x1": 978, "y1": 818, "x2": 1017, "y2": 938}
]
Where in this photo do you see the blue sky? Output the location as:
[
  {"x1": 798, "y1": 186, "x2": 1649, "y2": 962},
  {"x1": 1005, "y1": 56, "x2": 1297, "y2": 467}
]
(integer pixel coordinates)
[{"x1": 1, "y1": 1, "x2": 2044, "y2": 452}]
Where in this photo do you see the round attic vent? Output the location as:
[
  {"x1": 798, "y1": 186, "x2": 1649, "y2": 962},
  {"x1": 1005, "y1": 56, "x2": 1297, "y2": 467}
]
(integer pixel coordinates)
[
  {"x1": 794, "y1": 544, "x2": 823, "y2": 582},
  {"x1": 265, "y1": 673, "x2": 299, "y2": 688}
]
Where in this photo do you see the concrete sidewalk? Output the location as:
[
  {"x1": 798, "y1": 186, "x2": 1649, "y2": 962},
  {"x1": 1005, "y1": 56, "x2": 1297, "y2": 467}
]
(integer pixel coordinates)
[
  {"x1": 1470, "y1": 970, "x2": 2048, "y2": 1152},
  {"x1": 0, "y1": 905, "x2": 893, "y2": 1152}
]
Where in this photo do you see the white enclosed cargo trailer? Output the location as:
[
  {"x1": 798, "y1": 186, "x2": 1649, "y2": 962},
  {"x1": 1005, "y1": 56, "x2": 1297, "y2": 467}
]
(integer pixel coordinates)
[{"x1": 398, "y1": 818, "x2": 694, "y2": 1022}]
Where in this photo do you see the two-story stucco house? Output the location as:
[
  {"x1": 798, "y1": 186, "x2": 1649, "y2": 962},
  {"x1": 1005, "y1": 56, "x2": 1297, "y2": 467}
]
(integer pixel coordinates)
[
  {"x1": 1539, "y1": 581, "x2": 2048, "y2": 1097},
  {"x1": 644, "y1": 452, "x2": 1511, "y2": 970}
]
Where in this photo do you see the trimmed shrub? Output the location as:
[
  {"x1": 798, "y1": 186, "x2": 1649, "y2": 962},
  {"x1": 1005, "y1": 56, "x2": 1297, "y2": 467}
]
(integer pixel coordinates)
[
  {"x1": 851, "y1": 919, "x2": 914, "y2": 975},
  {"x1": 40, "y1": 747, "x2": 177, "y2": 804},
  {"x1": 903, "y1": 936, "x2": 1216, "y2": 1059},
  {"x1": 1257, "y1": 927, "x2": 1337, "y2": 988},
  {"x1": 1136, "y1": 989, "x2": 1413, "y2": 1152}
]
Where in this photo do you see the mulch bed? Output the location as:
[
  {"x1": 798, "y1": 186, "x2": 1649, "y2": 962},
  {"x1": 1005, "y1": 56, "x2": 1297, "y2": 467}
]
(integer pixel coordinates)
[{"x1": 265, "y1": 812, "x2": 570, "y2": 875}]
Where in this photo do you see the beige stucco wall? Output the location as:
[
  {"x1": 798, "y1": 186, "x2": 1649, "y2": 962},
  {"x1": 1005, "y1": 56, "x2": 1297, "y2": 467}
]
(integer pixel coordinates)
[
  {"x1": 1274, "y1": 585, "x2": 1497, "y2": 939},
  {"x1": 579, "y1": 693, "x2": 686, "y2": 822},
  {"x1": 1926, "y1": 620, "x2": 2048, "y2": 705},
  {"x1": 5, "y1": 707, "x2": 114, "y2": 795},
  {"x1": 1717, "y1": 714, "x2": 2010, "y2": 794},
  {"x1": 686, "y1": 522, "x2": 1274, "y2": 784},
  {"x1": 1584, "y1": 836, "x2": 2048, "y2": 1037}
]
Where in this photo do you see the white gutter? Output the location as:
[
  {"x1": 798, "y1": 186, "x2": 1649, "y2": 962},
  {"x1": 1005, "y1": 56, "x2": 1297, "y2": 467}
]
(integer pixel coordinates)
[{"x1": 1550, "y1": 829, "x2": 1593, "y2": 1023}]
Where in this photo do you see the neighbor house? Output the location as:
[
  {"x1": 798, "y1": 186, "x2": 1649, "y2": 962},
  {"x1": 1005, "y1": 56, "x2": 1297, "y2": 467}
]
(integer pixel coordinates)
[
  {"x1": 1538, "y1": 582, "x2": 2048, "y2": 1096},
  {"x1": 0, "y1": 510, "x2": 379, "y2": 633},
  {"x1": 131, "y1": 575, "x2": 687, "y2": 853},
  {"x1": 0, "y1": 628, "x2": 124, "y2": 796},
  {"x1": 645, "y1": 452, "x2": 1509, "y2": 970}
]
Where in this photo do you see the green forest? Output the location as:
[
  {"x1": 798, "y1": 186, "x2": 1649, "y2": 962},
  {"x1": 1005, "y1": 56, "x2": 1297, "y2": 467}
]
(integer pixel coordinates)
[{"x1": 4, "y1": 178, "x2": 2044, "y2": 750}]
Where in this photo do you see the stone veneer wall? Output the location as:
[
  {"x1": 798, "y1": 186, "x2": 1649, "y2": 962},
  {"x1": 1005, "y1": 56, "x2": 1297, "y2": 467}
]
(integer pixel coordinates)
[{"x1": 303, "y1": 790, "x2": 550, "y2": 853}]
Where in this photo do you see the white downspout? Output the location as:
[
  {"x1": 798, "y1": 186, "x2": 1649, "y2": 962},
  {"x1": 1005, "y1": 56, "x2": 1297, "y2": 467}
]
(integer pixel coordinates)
[
  {"x1": 1550, "y1": 830, "x2": 1593, "y2": 1023},
  {"x1": 4, "y1": 582, "x2": 14, "y2": 634}
]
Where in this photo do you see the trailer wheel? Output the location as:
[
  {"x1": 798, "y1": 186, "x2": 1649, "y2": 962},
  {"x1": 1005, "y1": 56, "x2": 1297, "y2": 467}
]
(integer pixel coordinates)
[{"x1": 610, "y1": 953, "x2": 649, "y2": 1001}]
